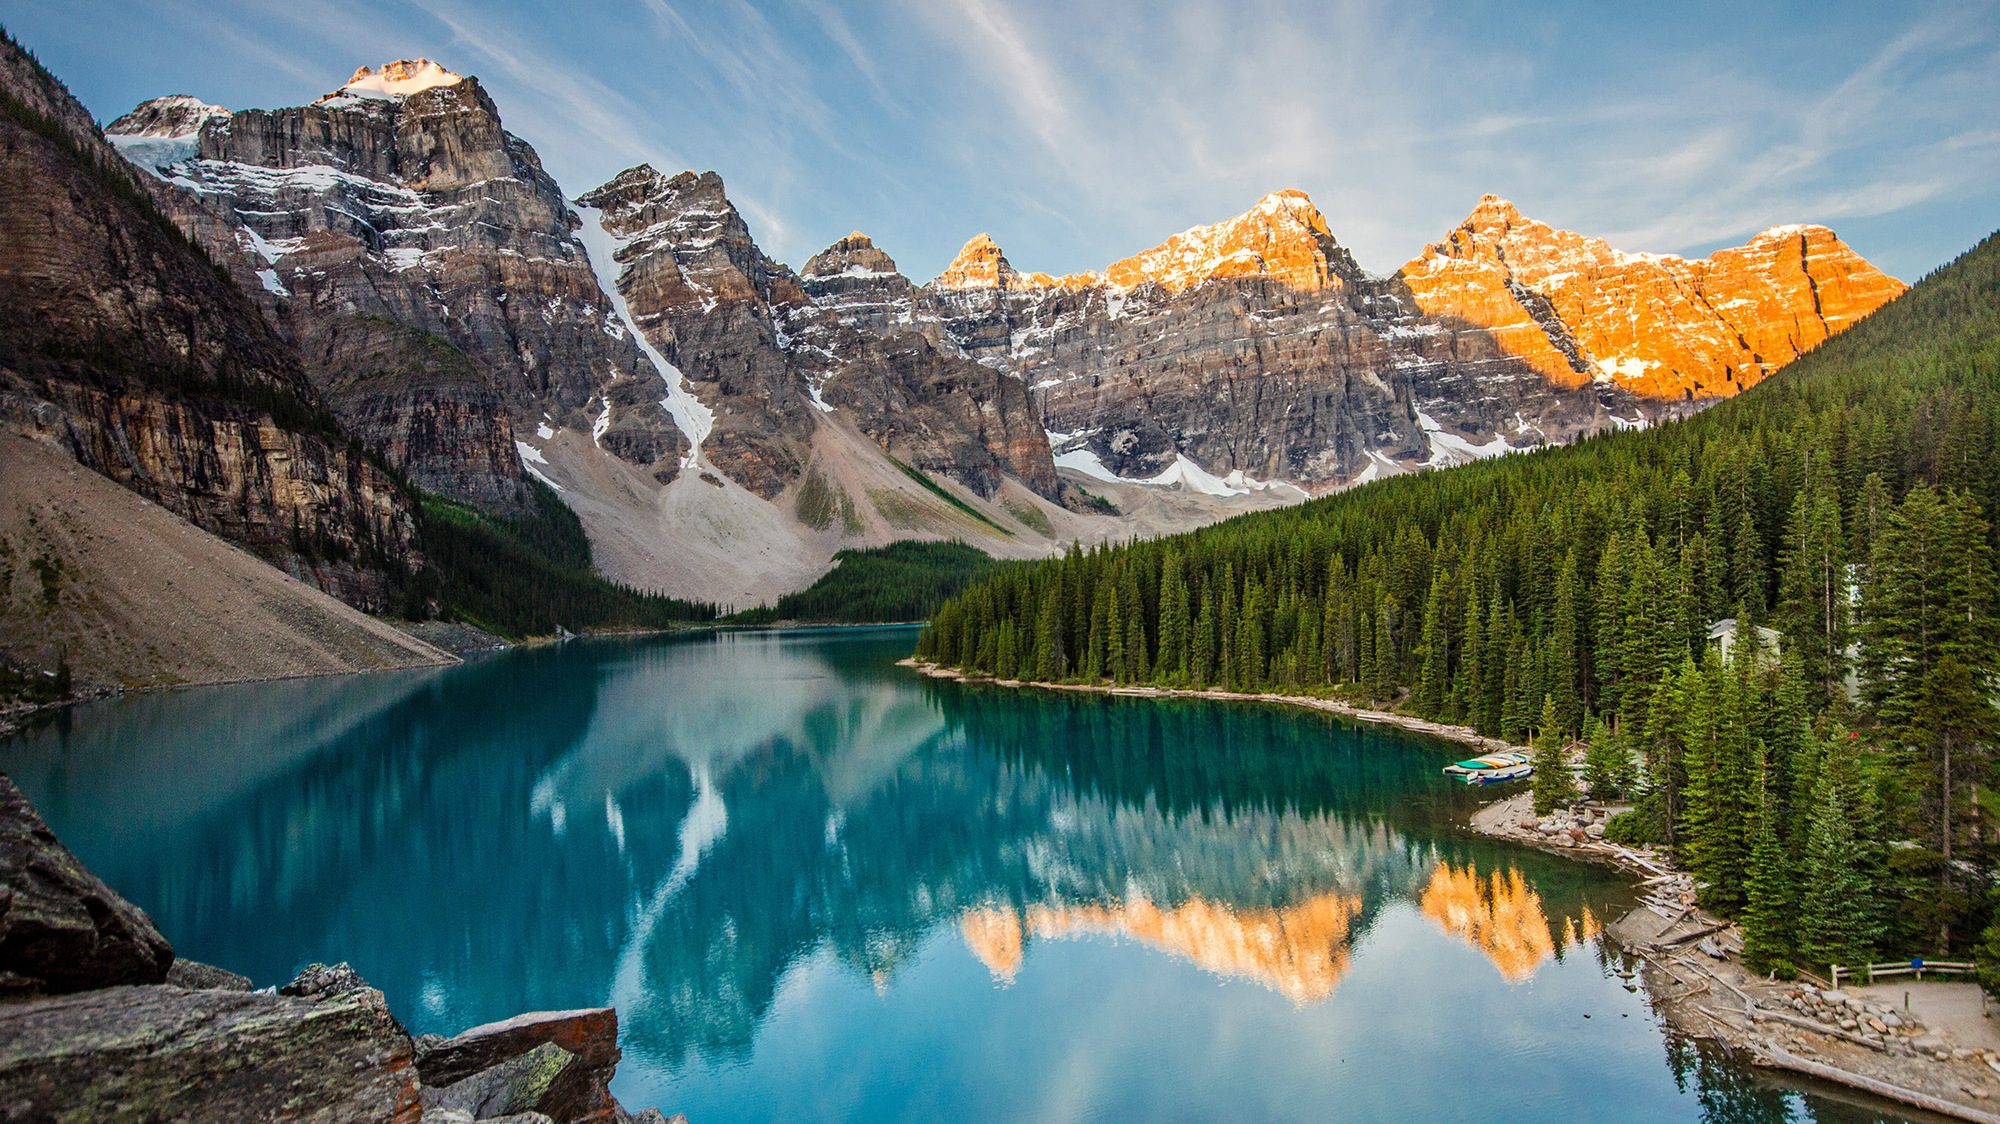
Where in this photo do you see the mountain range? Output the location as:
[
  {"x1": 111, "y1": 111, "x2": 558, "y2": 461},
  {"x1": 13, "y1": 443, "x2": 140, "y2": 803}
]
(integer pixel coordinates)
[{"x1": 3, "y1": 47, "x2": 1905, "y2": 643}]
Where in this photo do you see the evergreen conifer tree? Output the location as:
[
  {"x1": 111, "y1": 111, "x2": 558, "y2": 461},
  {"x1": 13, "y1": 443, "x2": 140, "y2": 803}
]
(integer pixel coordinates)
[
  {"x1": 1532, "y1": 695, "x2": 1578, "y2": 814},
  {"x1": 1741, "y1": 753, "x2": 1796, "y2": 975}
]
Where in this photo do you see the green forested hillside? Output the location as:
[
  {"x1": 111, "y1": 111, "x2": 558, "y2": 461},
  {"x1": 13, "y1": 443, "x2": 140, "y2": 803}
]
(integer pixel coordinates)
[
  {"x1": 411, "y1": 481, "x2": 718, "y2": 636},
  {"x1": 731, "y1": 541, "x2": 1002, "y2": 624},
  {"x1": 917, "y1": 230, "x2": 2000, "y2": 975}
]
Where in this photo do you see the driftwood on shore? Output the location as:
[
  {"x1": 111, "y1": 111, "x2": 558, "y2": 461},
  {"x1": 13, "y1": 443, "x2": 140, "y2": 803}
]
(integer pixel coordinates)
[{"x1": 1754, "y1": 1048, "x2": 2000, "y2": 1124}]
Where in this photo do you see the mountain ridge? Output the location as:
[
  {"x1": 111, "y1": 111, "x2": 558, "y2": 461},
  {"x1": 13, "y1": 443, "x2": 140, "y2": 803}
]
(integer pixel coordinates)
[{"x1": 74, "y1": 55, "x2": 1910, "y2": 607}]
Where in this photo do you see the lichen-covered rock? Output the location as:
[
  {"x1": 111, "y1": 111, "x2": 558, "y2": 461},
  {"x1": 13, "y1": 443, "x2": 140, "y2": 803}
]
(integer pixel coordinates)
[
  {"x1": 420, "y1": 1041, "x2": 571, "y2": 1120},
  {"x1": 165, "y1": 959, "x2": 252, "y2": 991},
  {"x1": 0, "y1": 984, "x2": 421, "y2": 1123},
  {"x1": 280, "y1": 961, "x2": 368, "y2": 1001},
  {"x1": 416, "y1": 1007, "x2": 624, "y2": 1124},
  {"x1": 0, "y1": 772, "x2": 173, "y2": 991}
]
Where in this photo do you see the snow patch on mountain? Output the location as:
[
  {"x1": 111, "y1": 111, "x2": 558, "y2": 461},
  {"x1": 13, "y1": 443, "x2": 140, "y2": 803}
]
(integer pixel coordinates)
[
  {"x1": 324, "y1": 59, "x2": 462, "y2": 102},
  {"x1": 573, "y1": 203, "x2": 714, "y2": 466},
  {"x1": 1417, "y1": 409, "x2": 1514, "y2": 467},
  {"x1": 515, "y1": 440, "x2": 563, "y2": 491},
  {"x1": 1055, "y1": 446, "x2": 1301, "y2": 497}
]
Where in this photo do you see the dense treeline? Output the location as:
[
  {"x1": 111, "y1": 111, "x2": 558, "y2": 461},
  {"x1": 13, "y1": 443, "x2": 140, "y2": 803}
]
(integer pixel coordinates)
[
  {"x1": 731, "y1": 541, "x2": 1001, "y2": 624},
  {"x1": 918, "y1": 230, "x2": 2000, "y2": 977},
  {"x1": 412, "y1": 480, "x2": 717, "y2": 637}
]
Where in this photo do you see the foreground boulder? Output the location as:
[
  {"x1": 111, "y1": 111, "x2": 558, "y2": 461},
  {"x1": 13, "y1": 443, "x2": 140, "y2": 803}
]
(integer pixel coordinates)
[
  {"x1": 417, "y1": 1008, "x2": 625, "y2": 1124},
  {"x1": 0, "y1": 772, "x2": 173, "y2": 992},
  {"x1": 0, "y1": 983, "x2": 422, "y2": 1122}
]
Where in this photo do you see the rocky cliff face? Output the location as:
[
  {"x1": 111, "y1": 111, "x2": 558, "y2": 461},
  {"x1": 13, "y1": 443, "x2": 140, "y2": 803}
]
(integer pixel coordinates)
[
  {"x1": 105, "y1": 62, "x2": 684, "y2": 508},
  {"x1": 886, "y1": 191, "x2": 1640, "y2": 491},
  {"x1": 576, "y1": 167, "x2": 1056, "y2": 501},
  {"x1": 827, "y1": 188, "x2": 1900, "y2": 493},
  {"x1": 1396, "y1": 195, "x2": 1907, "y2": 400},
  {"x1": 0, "y1": 35, "x2": 419, "y2": 609}
]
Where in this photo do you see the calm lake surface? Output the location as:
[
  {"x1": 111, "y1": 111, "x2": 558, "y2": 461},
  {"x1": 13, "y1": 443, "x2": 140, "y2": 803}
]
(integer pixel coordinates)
[{"x1": 2, "y1": 628, "x2": 1917, "y2": 1123}]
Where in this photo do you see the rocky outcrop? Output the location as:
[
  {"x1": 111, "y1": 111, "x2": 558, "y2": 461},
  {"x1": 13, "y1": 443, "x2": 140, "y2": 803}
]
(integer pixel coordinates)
[
  {"x1": 0, "y1": 33, "x2": 421, "y2": 610},
  {"x1": 0, "y1": 773, "x2": 173, "y2": 992},
  {"x1": 0, "y1": 768, "x2": 677, "y2": 1124},
  {"x1": 578, "y1": 167, "x2": 1057, "y2": 500},
  {"x1": 416, "y1": 1008, "x2": 625, "y2": 1124},
  {"x1": 0, "y1": 983, "x2": 425, "y2": 1123},
  {"x1": 1396, "y1": 195, "x2": 1907, "y2": 400},
  {"x1": 105, "y1": 62, "x2": 685, "y2": 508}
]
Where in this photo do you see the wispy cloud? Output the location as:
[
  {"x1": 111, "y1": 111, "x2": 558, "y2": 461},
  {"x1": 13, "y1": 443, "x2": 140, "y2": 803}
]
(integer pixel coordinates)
[{"x1": 9, "y1": 0, "x2": 1995, "y2": 282}]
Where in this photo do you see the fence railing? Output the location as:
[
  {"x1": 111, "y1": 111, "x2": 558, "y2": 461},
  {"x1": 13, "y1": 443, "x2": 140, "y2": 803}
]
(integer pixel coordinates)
[{"x1": 1830, "y1": 960, "x2": 1977, "y2": 988}]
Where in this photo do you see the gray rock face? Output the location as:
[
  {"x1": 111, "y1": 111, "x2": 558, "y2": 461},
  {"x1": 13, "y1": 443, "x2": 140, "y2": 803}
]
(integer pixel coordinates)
[
  {"x1": 415, "y1": 1007, "x2": 624, "y2": 1124},
  {"x1": 421, "y1": 1041, "x2": 571, "y2": 1120},
  {"x1": 164, "y1": 959, "x2": 252, "y2": 991},
  {"x1": 0, "y1": 773, "x2": 174, "y2": 992},
  {"x1": 280, "y1": 961, "x2": 368, "y2": 1001},
  {"x1": 0, "y1": 984, "x2": 422, "y2": 1123},
  {"x1": 107, "y1": 70, "x2": 685, "y2": 508},
  {"x1": 577, "y1": 168, "x2": 1057, "y2": 501},
  {"x1": 901, "y1": 211, "x2": 1654, "y2": 490}
]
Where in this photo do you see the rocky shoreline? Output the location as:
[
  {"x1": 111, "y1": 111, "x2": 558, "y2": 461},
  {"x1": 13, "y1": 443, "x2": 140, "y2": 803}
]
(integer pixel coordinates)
[
  {"x1": 0, "y1": 772, "x2": 683, "y2": 1123},
  {"x1": 903, "y1": 660, "x2": 2000, "y2": 1122}
]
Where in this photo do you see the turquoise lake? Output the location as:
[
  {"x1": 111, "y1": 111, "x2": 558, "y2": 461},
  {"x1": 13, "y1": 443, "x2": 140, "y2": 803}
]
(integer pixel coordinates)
[{"x1": 1, "y1": 627, "x2": 1918, "y2": 1122}]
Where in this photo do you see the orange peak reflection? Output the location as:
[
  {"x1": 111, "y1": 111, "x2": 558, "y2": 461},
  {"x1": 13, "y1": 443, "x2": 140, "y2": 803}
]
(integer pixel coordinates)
[
  {"x1": 959, "y1": 892, "x2": 1363, "y2": 1004},
  {"x1": 1418, "y1": 863, "x2": 1597, "y2": 982}
]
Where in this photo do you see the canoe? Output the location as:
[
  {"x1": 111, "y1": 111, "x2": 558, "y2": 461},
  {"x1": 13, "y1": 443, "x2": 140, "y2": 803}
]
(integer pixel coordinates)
[
  {"x1": 1463, "y1": 763, "x2": 1534, "y2": 786},
  {"x1": 1442, "y1": 752, "x2": 1530, "y2": 776}
]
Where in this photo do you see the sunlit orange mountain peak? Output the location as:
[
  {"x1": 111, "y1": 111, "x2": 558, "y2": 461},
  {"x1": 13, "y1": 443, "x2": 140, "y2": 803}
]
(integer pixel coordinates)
[
  {"x1": 1418, "y1": 863, "x2": 1599, "y2": 983},
  {"x1": 932, "y1": 233, "x2": 1066, "y2": 291},
  {"x1": 959, "y1": 892, "x2": 1364, "y2": 1003},
  {"x1": 1396, "y1": 195, "x2": 1906, "y2": 400},
  {"x1": 315, "y1": 59, "x2": 463, "y2": 104},
  {"x1": 930, "y1": 189, "x2": 1362, "y2": 296},
  {"x1": 1103, "y1": 189, "x2": 1362, "y2": 294}
]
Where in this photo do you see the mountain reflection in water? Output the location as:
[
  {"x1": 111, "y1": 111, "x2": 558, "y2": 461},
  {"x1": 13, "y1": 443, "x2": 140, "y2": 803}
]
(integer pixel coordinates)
[{"x1": 1, "y1": 629, "x2": 1908, "y2": 1123}]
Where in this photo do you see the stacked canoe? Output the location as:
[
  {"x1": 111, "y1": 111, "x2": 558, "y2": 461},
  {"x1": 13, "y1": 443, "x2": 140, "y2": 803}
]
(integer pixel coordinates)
[{"x1": 1443, "y1": 752, "x2": 1533, "y2": 786}]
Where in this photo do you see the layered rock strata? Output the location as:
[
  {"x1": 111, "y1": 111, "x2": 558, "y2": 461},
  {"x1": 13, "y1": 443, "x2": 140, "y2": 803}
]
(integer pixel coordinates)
[
  {"x1": 0, "y1": 36, "x2": 420, "y2": 609},
  {"x1": 577, "y1": 167, "x2": 1056, "y2": 501},
  {"x1": 822, "y1": 191, "x2": 1641, "y2": 489},
  {"x1": 1397, "y1": 195, "x2": 1908, "y2": 400},
  {"x1": 865, "y1": 190, "x2": 1903, "y2": 490},
  {"x1": 105, "y1": 63, "x2": 684, "y2": 507}
]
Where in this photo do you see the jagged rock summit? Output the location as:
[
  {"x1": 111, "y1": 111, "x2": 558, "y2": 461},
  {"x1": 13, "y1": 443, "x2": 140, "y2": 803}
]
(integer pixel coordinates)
[
  {"x1": 1102, "y1": 189, "x2": 1363, "y2": 293},
  {"x1": 106, "y1": 59, "x2": 682, "y2": 510},
  {"x1": 1397, "y1": 194, "x2": 1907, "y2": 399},
  {"x1": 927, "y1": 189, "x2": 1360, "y2": 296},
  {"x1": 933, "y1": 232, "x2": 1063, "y2": 291},
  {"x1": 317, "y1": 58, "x2": 464, "y2": 103}
]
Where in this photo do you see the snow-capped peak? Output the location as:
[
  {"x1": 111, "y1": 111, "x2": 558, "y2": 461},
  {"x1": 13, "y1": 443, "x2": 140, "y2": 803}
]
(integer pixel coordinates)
[
  {"x1": 105, "y1": 94, "x2": 229, "y2": 139},
  {"x1": 324, "y1": 59, "x2": 462, "y2": 102},
  {"x1": 104, "y1": 95, "x2": 232, "y2": 173}
]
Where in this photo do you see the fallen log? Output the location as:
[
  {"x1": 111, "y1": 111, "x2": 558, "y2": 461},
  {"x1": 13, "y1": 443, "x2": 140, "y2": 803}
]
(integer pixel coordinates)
[
  {"x1": 1748, "y1": 1008, "x2": 1887, "y2": 1051},
  {"x1": 1752, "y1": 1047, "x2": 2000, "y2": 1124}
]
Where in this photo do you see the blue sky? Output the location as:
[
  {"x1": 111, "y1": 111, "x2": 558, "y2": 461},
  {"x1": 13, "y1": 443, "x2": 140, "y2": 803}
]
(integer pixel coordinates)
[{"x1": 7, "y1": 0, "x2": 1996, "y2": 283}]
